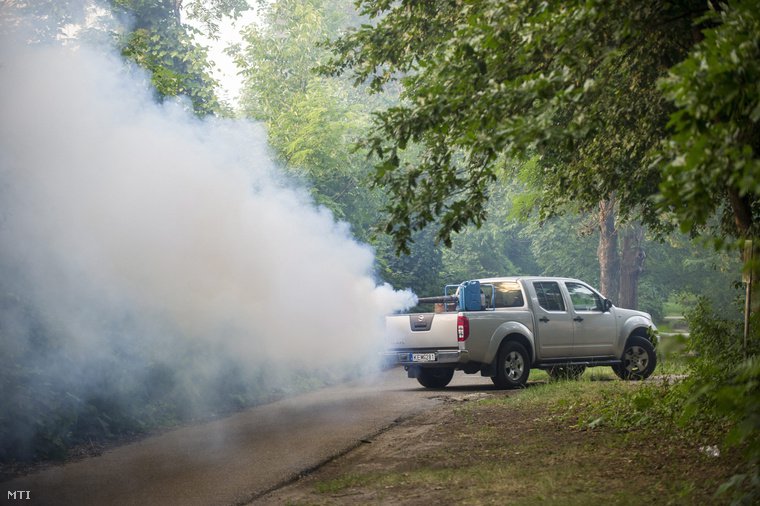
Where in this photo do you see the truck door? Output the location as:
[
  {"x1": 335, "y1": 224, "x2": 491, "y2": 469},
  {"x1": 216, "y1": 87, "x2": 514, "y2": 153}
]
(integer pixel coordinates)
[
  {"x1": 563, "y1": 282, "x2": 617, "y2": 357},
  {"x1": 531, "y1": 281, "x2": 574, "y2": 358}
]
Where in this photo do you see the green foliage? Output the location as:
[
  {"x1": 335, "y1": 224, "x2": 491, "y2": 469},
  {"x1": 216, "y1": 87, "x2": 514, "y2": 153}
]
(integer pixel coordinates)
[
  {"x1": 522, "y1": 214, "x2": 599, "y2": 283},
  {"x1": 575, "y1": 297, "x2": 759, "y2": 504},
  {"x1": 440, "y1": 183, "x2": 539, "y2": 282},
  {"x1": 577, "y1": 382, "x2": 686, "y2": 434},
  {"x1": 374, "y1": 227, "x2": 443, "y2": 297},
  {"x1": 112, "y1": 0, "x2": 247, "y2": 115},
  {"x1": 658, "y1": 1, "x2": 760, "y2": 245},
  {"x1": 235, "y1": 0, "x2": 444, "y2": 294},
  {"x1": 705, "y1": 357, "x2": 760, "y2": 504},
  {"x1": 4, "y1": 0, "x2": 238, "y2": 115},
  {"x1": 181, "y1": 0, "x2": 248, "y2": 38},
  {"x1": 239, "y1": 1, "x2": 740, "y2": 314},
  {"x1": 237, "y1": 0, "x2": 347, "y2": 119},
  {"x1": 119, "y1": 25, "x2": 221, "y2": 114},
  {"x1": 684, "y1": 298, "x2": 746, "y2": 378},
  {"x1": 679, "y1": 299, "x2": 760, "y2": 503},
  {"x1": 236, "y1": 0, "x2": 383, "y2": 230},
  {"x1": 323, "y1": 0, "x2": 701, "y2": 253}
]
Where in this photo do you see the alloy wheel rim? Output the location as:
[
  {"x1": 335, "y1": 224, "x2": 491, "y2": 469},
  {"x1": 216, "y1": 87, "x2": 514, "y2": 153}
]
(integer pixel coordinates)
[
  {"x1": 624, "y1": 345, "x2": 648, "y2": 372},
  {"x1": 505, "y1": 351, "x2": 524, "y2": 380}
]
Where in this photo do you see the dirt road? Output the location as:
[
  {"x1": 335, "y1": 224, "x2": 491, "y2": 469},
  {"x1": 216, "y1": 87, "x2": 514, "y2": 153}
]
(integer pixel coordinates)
[{"x1": 3, "y1": 369, "x2": 502, "y2": 506}]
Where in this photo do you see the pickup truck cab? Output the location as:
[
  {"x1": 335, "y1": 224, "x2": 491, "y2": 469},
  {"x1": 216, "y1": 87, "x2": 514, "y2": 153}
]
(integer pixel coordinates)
[{"x1": 384, "y1": 277, "x2": 657, "y2": 388}]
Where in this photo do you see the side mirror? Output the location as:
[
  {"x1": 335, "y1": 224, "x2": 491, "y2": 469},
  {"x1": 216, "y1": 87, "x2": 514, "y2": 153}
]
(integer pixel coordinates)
[{"x1": 603, "y1": 299, "x2": 613, "y2": 312}]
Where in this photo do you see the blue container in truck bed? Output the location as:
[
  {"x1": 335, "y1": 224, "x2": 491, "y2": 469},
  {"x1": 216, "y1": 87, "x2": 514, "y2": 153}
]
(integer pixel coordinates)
[{"x1": 459, "y1": 280, "x2": 482, "y2": 311}]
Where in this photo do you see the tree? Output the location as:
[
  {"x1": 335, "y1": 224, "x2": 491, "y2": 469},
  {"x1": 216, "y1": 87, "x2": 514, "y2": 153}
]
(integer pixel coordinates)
[
  {"x1": 596, "y1": 198, "x2": 620, "y2": 303},
  {"x1": 653, "y1": 6, "x2": 760, "y2": 497},
  {"x1": 235, "y1": 0, "x2": 455, "y2": 296},
  {"x1": 2, "y1": 0, "x2": 246, "y2": 115},
  {"x1": 236, "y1": 0, "x2": 377, "y2": 224},
  {"x1": 113, "y1": 0, "x2": 248, "y2": 115},
  {"x1": 376, "y1": 227, "x2": 443, "y2": 297},
  {"x1": 322, "y1": 0, "x2": 703, "y2": 255},
  {"x1": 440, "y1": 182, "x2": 539, "y2": 283},
  {"x1": 321, "y1": 0, "x2": 716, "y2": 311},
  {"x1": 0, "y1": 0, "x2": 92, "y2": 41},
  {"x1": 657, "y1": 1, "x2": 760, "y2": 262}
]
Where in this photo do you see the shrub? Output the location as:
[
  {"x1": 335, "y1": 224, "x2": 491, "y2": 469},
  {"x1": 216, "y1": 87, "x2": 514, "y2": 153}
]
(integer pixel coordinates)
[{"x1": 679, "y1": 298, "x2": 760, "y2": 503}]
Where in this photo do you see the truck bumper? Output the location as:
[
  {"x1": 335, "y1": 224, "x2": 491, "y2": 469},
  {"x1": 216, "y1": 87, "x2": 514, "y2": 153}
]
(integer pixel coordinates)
[{"x1": 381, "y1": 349, "x2": 469, "y2": 366}]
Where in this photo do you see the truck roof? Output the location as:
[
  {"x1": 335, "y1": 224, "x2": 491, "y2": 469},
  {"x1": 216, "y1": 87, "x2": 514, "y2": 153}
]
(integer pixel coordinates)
[{"x1": 476, "y1": 276, "x2": 585, "y2": 284}]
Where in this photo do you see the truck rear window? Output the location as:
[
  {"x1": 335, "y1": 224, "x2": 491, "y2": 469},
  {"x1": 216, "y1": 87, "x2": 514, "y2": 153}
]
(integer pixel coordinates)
[
  {"x1": 533, "y1": 281, "x2": 566, "y2": 311},
  {"x1": 492, "y1": 282, "x2": 525, "y2": 308}
]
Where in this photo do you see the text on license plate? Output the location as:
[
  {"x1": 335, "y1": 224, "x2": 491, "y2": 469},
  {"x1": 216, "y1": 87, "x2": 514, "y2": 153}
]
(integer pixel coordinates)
[{"x1": 411, "y1": 352, "x2": 437, "y2": 362}]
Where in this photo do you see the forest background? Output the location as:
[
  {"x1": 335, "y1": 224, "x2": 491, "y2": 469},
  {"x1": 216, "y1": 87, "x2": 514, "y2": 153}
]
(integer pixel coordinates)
[{"x1": 2, "y1": 0, "x2": 759, "y2": 501}]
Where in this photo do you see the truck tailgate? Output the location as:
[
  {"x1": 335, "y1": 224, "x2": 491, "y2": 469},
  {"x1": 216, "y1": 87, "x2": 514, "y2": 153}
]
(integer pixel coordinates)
[{"x1": 385, "y1": 312, "x2": 458, "y2": 350}]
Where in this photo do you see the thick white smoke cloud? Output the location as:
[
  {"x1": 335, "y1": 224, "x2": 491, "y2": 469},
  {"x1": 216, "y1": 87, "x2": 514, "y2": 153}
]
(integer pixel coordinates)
[{"x1": 0, "y1": 34, "x2": 416, "y2": 392}]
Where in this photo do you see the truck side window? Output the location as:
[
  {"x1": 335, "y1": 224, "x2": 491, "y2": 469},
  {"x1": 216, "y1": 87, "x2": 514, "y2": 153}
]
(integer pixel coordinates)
[
  {"x1": 565, "y1": 282, "x2": 603, "y2": 311},
  {"x1": 533, "y1": 281, "x2": 565, "y2": 312},
  {"x1": 493, "y1": 281, "x2": 525, "y2": 308}
]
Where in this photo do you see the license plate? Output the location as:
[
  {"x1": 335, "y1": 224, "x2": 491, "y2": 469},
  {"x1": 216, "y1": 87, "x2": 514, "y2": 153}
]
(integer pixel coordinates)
[{"x1": 411, "y1": 352, "x2": 437, "y2": 362}]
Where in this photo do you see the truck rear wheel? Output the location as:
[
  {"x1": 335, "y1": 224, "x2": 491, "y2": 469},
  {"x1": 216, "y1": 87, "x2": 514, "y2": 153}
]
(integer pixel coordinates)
[
  {"x1": 492, "y1": 341, "x2": 530, "y2": 389},
  {"x1": 417, "y1": 367, "x2": 455, "y2": 388}
]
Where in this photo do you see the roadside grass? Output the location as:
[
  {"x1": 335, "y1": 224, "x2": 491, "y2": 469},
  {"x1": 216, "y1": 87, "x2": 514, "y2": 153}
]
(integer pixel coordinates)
[
  {"x1": 311, "y1": 461, "x2": 686, "y2": 505},
  {"x1": 305, "y1": 362, "x2": 738, "y2": 505}
]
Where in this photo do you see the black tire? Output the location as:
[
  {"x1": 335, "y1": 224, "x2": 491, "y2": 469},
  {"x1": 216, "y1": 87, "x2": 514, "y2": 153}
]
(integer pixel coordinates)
[
  {"x1": 417, "y1": 367, "x2": 455, "y2": 388},
  {"x1": 492, "y1": 341, "x2": 531, "y2": 389},
  {"x1": 613, "y1": 335, "x2": 657, "y2": 380},
  {"x1": 547, "y1": 365, "x2": 587, "y2": 381}
]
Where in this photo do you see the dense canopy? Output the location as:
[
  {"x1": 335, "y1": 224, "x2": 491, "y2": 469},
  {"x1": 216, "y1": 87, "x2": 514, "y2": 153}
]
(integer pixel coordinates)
[{"x1": 322, "y1": 0, "x2": 760, "y2": 257}]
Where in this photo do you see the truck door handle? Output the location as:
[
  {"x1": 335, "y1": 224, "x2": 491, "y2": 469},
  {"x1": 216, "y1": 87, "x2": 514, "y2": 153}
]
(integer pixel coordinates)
[
  {"x1": 573, "y1": 316, "x2": 584, "y2": 322},
  {"x1": 539, "y1": 317, "x2": 550, "y2": 323}
]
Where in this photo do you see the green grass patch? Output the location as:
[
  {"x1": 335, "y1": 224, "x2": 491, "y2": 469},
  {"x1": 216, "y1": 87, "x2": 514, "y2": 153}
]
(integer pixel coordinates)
[
  {"x1": 306, "y1": 372, "x2": 735, "y2": 505},
  {"x1": 314, "y1": 473, "x2": 373, "y2": 494}
]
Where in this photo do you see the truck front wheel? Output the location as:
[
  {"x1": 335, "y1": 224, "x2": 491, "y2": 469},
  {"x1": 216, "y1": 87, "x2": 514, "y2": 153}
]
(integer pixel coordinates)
[
  {"x1": 416, "y1": 367, "x2": 455, "y2": 388},
  {"x1": 613, "y1": 335, "x2": 656, "y2": 380},
  {"x1": 492, "y1": 341, "x2": 530, "y2": 389}
]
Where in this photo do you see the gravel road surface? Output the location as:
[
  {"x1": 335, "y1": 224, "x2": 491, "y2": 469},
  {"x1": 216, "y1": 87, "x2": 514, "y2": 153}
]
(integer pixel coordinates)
[{"x1": 3, "y1": 369, "x2": 497, "y2": 506}]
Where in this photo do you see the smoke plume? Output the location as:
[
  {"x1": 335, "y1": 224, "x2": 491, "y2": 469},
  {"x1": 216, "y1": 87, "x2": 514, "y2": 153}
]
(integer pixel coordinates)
[{"x1": 0, "y1": 17, "x2": 415, "y2": 459}]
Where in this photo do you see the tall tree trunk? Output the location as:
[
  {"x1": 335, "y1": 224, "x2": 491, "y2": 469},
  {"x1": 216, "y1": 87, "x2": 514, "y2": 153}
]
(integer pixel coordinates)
[
  {"x1": 618, "y1": 223, "x2": 645, "y2": 309},
  {"x1": 728, "y1": 187, "x2": 760, "y2": 324},
  {"x1": 172, "y1": 0, "x2": 183, "y2": 23},
  {"x1": 597, "y1": 198, "x2": 619, "y2": 304}
]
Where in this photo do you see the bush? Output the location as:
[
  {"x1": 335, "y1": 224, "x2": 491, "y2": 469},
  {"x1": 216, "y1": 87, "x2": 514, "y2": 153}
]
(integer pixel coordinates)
[
  {"x1": 574, "y1": 297, "x2": 760, "y2": 504},
  {"x1": 677, "y1": 299, "x2": 760, "y2": 503}
]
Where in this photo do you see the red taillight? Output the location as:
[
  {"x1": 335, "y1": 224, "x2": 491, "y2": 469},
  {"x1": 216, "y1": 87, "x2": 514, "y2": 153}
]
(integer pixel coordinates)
[{"x1": 457, "y1": 313, "x2": 469, "y2": 342}]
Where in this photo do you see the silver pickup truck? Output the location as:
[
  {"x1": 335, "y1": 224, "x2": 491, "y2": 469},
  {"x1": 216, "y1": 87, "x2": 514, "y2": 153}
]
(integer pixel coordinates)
[{"x1": 384, "y1": 276, "x2": 657, "y2": 388}]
